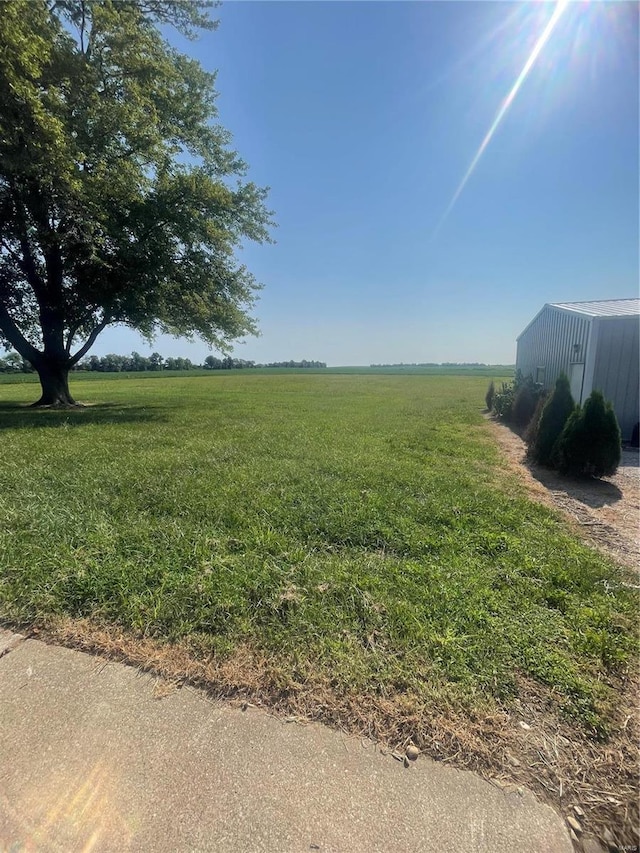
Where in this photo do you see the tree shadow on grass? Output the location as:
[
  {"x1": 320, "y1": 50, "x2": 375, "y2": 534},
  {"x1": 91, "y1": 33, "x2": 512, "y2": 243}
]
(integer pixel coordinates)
[{"x1": 0, "y1": 401, "x2": 168, "y2": 430}]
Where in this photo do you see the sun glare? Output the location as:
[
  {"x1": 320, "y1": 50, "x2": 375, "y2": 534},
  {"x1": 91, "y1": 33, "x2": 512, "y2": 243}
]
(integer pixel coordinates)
[{"x1": 429, "y1": 1, "x2": 571, "y2": 243}]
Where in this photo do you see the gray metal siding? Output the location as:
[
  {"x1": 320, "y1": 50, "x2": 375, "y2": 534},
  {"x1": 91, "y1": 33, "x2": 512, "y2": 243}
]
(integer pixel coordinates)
[
  {"x1": 516, "y1": 305, "x2": 591, "y2": 396},
  {"x1": 591, "y1": 316, "x2": 640, "y2": 441}
]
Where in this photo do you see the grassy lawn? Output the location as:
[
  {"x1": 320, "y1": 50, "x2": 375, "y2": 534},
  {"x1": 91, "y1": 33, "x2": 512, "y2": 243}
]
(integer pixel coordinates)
[
  {"x1": 0, "y1": 363, "x2": 514, "y2": 383},
  {"x1": 0, "y1": 372, "x2": 636, "y2": 733},
  {"x1": 2, "y1": 371, "x2": 638, "y2": 842}
]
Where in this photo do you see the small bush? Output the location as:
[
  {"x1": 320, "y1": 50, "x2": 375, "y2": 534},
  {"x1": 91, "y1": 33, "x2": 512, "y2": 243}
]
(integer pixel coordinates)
[
  {"x1": 512, "y1": 378, "x2": 544, "y2": 430},
  {"x1": 554, "y1": 391, "x2": 621, "y2": 477},
  {"x1": 485, "y1": 380, "x2": 495, "y2": 411},
  {"x1": 492, "y1": 382, "x2": 515, "y2": 420},
  {"x1": 523, "y1": 391, "x2": 549, "y2": 449},
  {"x1": 491, "y1": 373, "x2": 545, "y2": 429},
  {"x1": 530, "y1": 373, "x2": 575, "y2": 466}
]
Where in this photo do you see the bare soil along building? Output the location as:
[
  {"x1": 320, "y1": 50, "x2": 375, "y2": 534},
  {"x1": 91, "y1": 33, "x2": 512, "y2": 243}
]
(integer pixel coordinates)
[{"x1": 516, "y1": 299, "x2": 640, "y2": 441}]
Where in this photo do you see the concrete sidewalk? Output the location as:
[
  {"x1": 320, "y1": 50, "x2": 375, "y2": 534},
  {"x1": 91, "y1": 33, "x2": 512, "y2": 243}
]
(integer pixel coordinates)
[{"x1": 0, "y1": 630, "x2": 573, "y2": 853}]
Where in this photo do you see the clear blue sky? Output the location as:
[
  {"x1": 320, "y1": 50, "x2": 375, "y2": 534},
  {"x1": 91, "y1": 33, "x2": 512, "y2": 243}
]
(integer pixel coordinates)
[{"x1": 96, "y1": 1, "x2": 639, "y2": 366}]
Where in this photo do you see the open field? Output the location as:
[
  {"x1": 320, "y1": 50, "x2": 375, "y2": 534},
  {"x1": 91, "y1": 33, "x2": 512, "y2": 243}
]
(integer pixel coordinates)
[
  {"x1": 0, "y1": 363, "x2": 515, "y2": 384},
  {"x1": 0, "y1": 372, "x2": 637, "y2": 846}
]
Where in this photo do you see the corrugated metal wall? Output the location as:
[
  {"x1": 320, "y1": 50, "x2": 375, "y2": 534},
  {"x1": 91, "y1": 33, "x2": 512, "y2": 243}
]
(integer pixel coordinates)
[
  {"x1": 592, "y1": 316, "x2": 639, "y2": 440},
  {"x1": 516, "y1": 306, "x2": 591, "y2": 392}
]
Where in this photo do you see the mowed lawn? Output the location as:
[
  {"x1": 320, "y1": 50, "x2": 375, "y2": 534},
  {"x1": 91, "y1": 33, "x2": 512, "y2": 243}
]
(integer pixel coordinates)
[{"x1": 0, "y1": 372, "x2": 637, "y2": 738}]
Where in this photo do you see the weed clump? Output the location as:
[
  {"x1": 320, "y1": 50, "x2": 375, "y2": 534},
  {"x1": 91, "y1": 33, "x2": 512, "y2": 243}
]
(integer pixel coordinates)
[
  {"x1": 492, "y1": 381, "x2": 515, "y2": 420},
  {"x1": 491, "y1": 372, "x2": 545, "y2": 432}
]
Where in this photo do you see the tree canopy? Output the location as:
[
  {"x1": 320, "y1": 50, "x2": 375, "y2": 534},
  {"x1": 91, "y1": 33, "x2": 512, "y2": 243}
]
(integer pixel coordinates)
[{"x1": 0, "y1": 0, "x2": 273, "y2": 404}]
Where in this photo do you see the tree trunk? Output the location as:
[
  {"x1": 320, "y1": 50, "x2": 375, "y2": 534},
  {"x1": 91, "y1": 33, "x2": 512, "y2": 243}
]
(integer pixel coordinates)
[{"x1": 32, "y1": 360, "x2": 77, "y2": 407}]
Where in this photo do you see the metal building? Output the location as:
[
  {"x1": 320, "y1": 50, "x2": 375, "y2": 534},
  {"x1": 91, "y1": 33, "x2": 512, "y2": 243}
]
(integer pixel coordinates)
[{"x1": 516, "y1": 299, "x2": 640, "y2": 441}]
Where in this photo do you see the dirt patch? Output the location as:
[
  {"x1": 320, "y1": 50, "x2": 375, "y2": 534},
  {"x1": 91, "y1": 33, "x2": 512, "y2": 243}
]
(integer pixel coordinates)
[{"x1": 489, "y1": 417, "x2": 640, "y2": 573}]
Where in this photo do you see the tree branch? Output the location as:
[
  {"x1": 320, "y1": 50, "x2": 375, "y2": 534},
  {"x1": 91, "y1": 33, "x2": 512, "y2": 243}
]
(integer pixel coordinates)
[
  {"x1": 69, "y1": 319, "x2": 109, "y2": 365},
  {"x1": 0, "y1": 301, "x2": 41, "y2": 364},
  {"x1": 8, "y1": 186, "x2": 47, "y2": 300},
  {"x1": 80, "y1": 0, "x2": 86, "y2": 54},
  {"x1": 65, "y1": 321, "x2": 81, "y2": 353}
]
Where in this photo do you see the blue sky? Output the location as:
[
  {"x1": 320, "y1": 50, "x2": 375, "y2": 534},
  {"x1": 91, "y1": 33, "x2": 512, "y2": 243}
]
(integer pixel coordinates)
[{"x1": 97, "y1": 1, "x2": 639, "y2": 366}]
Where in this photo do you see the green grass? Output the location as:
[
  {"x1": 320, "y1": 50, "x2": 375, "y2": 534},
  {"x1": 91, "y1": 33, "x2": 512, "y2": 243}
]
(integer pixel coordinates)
[
  {"x1": 0, "y1": 372, "x2": 636, "y2": 737},
  {"x1": 0, "y1": 363, "x2": 514, "y2": 384}
]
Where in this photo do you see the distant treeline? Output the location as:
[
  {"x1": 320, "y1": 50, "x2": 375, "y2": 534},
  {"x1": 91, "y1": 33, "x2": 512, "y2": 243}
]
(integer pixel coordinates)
[
  {"x1": 370, "y1": 362, "x2": 501, "y2": 368},
  {"x1": 0, "y1": 351, "x2": 327, "y2": 373},
  {"x1": 251, "y1": 359, "x2": 327, "y2": 369}
]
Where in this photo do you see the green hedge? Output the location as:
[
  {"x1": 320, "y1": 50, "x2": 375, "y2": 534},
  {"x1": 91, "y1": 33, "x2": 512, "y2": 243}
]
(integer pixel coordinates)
[
  {"x1": 554, "y1": 391, "x2": 621, "y2": 477},
  {"x1": 529, "y1": 373, "x2": 575, "y2": 466}
]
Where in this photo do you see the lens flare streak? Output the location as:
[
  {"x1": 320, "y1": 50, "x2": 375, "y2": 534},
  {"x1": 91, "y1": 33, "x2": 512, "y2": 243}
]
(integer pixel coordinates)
[{"x1": 430, "y1": 1, "x2": 570, "y2": 241}]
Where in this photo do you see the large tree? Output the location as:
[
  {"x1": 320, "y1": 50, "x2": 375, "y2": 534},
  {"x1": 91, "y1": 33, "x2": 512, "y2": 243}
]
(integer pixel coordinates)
[{"x1": 0, "y1": 0, "x2": 273, "y2": 405}]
